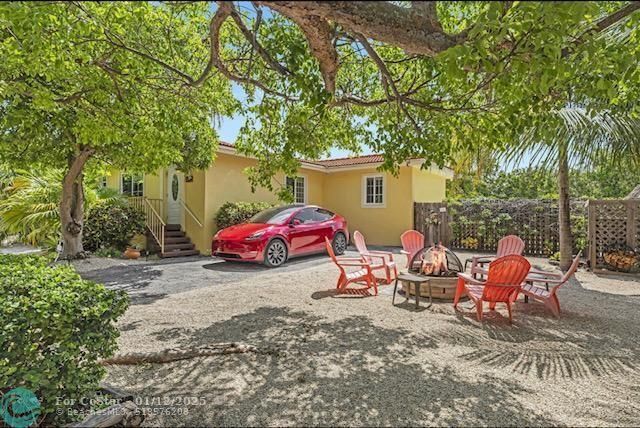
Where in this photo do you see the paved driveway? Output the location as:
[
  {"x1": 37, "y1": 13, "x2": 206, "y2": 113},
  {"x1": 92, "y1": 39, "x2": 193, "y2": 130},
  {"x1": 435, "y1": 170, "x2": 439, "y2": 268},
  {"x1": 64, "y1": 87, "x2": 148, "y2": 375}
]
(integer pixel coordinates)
[{"x1": 75, "y1": 251, "x2": 345, "y2": 305}]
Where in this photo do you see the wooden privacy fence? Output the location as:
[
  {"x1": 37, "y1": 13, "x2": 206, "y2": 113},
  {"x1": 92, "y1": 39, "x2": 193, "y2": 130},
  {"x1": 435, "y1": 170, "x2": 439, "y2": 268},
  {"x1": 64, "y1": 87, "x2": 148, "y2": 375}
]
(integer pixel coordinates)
[
  {"x1": 587, "y1": 199, "x2": 640, "y2": 268},
  {"x1": 414, "y1": 199, "x2": 587, "y2": 257}
]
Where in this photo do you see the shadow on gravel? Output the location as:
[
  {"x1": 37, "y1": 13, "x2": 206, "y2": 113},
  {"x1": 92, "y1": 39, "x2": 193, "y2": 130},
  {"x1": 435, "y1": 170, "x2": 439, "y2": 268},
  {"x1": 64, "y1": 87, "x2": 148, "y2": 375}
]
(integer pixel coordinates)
[
  {"x1": 435, "y1": 277, "x2": 638, "y2": 382},
  {"x1": 204, "y1": 253, "x2": 331, "y2": 273},
  {"x1": 80, "y1": 265, "x2": 166, "y2": 305},
  {"x1": 135, "y1": 306, "x2": 558, "y2": 426}
]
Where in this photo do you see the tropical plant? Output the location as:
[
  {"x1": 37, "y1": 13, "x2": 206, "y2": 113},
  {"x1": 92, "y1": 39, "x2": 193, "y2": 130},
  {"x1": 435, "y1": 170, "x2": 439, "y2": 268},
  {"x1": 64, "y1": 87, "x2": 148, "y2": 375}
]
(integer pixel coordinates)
[
  {"x1": 505, "y1": 106, "x2": 640, "y2": 269},
  {"x1": 0, "y1": 255, "x2": 128, "y2": 424},
  {"x1": 0, "y1": 169, "x2": 124, "y2": 248},
  {"x1": 0, "y1": 2, "x2": 235, "y2": 258}
]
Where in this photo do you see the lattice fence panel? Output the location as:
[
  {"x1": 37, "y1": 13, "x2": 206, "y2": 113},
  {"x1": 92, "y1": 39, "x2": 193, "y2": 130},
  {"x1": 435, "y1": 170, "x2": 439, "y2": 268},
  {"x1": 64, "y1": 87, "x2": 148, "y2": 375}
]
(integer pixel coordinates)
[{"x1": 588, "y1": 200, "x2": 639, "y2": 267}]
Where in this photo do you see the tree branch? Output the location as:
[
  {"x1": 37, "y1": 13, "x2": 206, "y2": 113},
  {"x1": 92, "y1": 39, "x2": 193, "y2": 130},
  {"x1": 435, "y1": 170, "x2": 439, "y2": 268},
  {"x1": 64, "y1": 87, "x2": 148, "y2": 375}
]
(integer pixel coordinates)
[
  {"x1": 562, "y1": 1, "x2": 640, "y2": 57},
  {"x1": 256, "y1": 1, "x2": 464, "y2": 56},
  {"x1": 192, "y1": 2, "x2": 296, "y2": 100},
  {"x1": 228, "y1": 3, "x2": 291, "y2": 76}
]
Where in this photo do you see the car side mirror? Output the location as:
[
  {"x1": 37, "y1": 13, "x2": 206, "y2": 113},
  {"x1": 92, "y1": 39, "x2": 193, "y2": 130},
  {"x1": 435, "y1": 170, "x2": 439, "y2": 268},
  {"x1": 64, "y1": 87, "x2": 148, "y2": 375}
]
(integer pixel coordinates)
[{"x1": 290, "y1": 218, "x2": 302, "y2": 227}]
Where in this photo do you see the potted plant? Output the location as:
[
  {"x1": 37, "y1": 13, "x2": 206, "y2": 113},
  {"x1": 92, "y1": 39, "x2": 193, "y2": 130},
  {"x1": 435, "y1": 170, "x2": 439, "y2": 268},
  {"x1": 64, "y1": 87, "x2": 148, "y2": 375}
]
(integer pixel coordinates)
[{"x1": 123, "y1": 245, "x2": 142, "y2": 260}]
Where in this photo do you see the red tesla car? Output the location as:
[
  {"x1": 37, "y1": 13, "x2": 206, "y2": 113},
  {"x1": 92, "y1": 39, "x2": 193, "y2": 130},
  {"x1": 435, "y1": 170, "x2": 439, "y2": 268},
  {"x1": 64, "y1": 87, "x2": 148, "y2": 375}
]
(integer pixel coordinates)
[{"x1": 211, "y1": 204, "x2": 349, "y2": 267}]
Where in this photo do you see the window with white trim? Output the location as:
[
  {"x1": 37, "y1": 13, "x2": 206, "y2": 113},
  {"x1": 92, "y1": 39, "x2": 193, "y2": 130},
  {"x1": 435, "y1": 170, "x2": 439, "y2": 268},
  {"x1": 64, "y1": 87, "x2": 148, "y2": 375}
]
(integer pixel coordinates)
[
  {"x1": 121, "y1": 173, "x2": 144, "y2": 197},
  {"x1": 363, "y1": 175, "x2": 384, "y2": 206},
  {"x1": 99, "y1": 176, "x2": 107, "y2": 189},
  {"x1": 286, "y1": 176, "x2": 306, "y2": 204}
]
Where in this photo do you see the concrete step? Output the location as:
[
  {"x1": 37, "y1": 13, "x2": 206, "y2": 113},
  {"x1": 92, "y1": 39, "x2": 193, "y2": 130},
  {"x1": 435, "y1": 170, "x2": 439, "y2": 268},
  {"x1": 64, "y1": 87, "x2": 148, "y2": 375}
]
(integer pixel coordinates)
[
  {"x1": 165, "y1": 224, "x2": 182, "y2": 231},
  {"x1": 162, "y1": 243, "x2": 195, "y2": 251},
  {"x1": 164, "y1": 230, "x2": 186, "y2": 238},
  {"x1": 164, "y1": 236, "x2": 191, "y2": 245},
  {"x1": 160, "y1": 249, "x2": 200, "y2": 258}
]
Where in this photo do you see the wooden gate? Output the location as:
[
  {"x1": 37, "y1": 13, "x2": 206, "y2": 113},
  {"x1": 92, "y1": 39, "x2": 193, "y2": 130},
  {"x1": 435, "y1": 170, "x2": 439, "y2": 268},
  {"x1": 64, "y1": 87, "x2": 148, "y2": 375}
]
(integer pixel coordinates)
[
  {"x1": 413, "y1": 202, "x2": 450, "y2": 246},
  {"x1": 587, "y1": 199, "x2": 640, "y2": 268}
]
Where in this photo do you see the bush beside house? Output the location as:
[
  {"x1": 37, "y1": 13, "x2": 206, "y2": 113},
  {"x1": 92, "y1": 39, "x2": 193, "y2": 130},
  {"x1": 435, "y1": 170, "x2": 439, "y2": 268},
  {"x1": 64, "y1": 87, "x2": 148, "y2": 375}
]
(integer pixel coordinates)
[
  {"x1": 215, "y1": 201, "x2": 274, "y2": 230},
  {"x1": 0, "y1": 255, "x2": 128, "y2": 424},
  {"x1": 83, "y1": 201, "x2": 145, "y2": 252}
]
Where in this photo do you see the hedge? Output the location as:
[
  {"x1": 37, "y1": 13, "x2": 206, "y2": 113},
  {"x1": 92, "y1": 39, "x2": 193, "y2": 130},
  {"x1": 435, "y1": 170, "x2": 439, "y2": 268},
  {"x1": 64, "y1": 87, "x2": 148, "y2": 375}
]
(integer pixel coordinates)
[
  {"x1": 84, "y1": 201, "x2": 146, "y2": 251},
  {"x1": 0, "y1": 255, "x2": 128, "y2": 424}
]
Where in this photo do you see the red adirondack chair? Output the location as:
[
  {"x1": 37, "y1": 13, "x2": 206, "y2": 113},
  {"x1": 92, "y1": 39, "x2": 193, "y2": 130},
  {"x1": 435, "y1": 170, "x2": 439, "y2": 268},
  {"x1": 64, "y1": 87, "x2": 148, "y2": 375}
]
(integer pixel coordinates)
[
  {"x1": 521, "y1": 252, "x2": 581, "y2": 318},
  {"x1": 400, "y1": 230, "x2": 425, "y2": 269},
  {"x1": 353, "y1": 230, "x2": 397, "y2": 284},
  {"x1": 325, "y1": 237, "x2": 377, "y2": 295},
  {"x1": 454, "y1": 255, "x2": 531, "y2": 323},
  {"x1": 470, "y1": 235, "x2": 525, "y2": 276}
]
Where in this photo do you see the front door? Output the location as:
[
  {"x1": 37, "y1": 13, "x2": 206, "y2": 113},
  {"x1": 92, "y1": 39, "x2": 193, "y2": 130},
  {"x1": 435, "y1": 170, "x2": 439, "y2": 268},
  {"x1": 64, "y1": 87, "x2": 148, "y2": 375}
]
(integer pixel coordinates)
[{"x1": 166, "y1": 166, "x2": 183, "y2": 226}]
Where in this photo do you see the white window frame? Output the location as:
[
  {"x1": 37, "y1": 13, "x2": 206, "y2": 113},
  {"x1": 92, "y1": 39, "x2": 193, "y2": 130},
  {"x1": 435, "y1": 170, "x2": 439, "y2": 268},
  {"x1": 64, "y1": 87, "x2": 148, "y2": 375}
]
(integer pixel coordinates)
[
  {"x1": 286, "y1": 175, "x2": 307, "y2": 204},
  {"x1": 119, "y1": 172, "x2": 144, "y2": 197},
  {"x1": 99, "y1": 176, "x2": 108, "y2": 189},
  {"x1": 362, "y1": 174, "x2": 386, "y2": 208}
]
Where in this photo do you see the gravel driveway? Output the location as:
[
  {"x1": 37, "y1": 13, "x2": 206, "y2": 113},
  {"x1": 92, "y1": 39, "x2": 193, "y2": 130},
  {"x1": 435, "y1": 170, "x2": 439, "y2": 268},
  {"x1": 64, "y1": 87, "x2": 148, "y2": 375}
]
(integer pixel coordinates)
[{"x1": 75, "y1": 251, "x2": 640, "y2": 426}]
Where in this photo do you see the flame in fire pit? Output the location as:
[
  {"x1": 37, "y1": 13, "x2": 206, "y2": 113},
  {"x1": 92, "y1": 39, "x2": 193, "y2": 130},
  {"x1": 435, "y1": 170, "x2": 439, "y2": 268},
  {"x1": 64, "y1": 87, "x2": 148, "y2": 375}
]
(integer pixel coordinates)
[{"x1": 409, "y1": 243, "x2": 463, "y2": 277}]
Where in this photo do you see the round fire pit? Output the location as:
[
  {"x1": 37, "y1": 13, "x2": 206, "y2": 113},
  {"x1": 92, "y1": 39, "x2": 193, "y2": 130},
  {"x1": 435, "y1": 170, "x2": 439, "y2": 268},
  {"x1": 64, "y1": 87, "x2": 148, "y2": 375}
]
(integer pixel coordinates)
[
  {"x1": 405, "y1": 244, "x2": 468, "y2": 301},
  {"x1": 405, "y1": 276, "x2": 463, "y2": 300}
]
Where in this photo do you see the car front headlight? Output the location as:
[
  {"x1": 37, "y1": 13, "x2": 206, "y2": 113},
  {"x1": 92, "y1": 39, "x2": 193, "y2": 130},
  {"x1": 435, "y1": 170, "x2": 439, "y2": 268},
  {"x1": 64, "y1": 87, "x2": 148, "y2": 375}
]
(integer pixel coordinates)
[{"x1": 245, "y1": 231, "x2": 266, "y2": 241}]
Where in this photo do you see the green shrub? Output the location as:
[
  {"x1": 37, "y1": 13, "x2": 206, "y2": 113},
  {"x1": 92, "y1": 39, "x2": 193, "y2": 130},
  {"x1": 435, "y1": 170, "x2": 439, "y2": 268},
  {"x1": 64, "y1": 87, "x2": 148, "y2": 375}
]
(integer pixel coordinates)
[
  {"x1": 0, "y1": 255, "x2": 128, "y2": 423},
  {"x1": 84, "y1": 201, "x2": 145, "y2": 251},
  {"x1": 94, "y1": 246, "x2": 123, "y2": 258},
  {"x1": 215, "y1": 201, "x2": 274, "y2": 229}
]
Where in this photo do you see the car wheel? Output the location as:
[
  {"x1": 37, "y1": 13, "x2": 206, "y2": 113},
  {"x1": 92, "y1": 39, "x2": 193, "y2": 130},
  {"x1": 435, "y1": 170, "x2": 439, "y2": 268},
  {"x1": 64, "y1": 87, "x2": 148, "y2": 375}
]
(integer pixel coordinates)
[
  {"x1": 264, "y1": 239, "x2": 288, "y2": 267},
  {"x1": 332, "y1": 232, "x2": 347, "y2": 255}
]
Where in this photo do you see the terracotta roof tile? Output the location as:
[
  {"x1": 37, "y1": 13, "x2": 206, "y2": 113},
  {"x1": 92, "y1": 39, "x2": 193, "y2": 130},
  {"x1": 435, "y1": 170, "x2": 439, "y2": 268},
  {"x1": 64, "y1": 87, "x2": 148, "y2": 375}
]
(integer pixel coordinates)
[
  {"x1": 218, "y1": 142, "x2": 385, "y2": 169},
  {"x1": 311, "y1": 154, "x2": 385, "y2": 167}
]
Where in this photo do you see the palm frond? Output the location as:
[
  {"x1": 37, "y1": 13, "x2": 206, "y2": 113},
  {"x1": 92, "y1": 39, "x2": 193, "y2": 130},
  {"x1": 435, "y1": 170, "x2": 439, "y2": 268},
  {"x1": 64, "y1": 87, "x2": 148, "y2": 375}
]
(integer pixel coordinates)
[
  {"x1": 503, "y1": 106, "x2": 640, "y2": 170},
  {"x1": 0, "y1": 168, "x2": 117, "y2": 247}
]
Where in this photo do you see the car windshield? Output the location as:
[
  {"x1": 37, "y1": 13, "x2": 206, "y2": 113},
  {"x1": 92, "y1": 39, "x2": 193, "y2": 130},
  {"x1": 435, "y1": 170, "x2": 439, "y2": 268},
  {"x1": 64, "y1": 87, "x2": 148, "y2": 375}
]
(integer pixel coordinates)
[{"x1": 249, "y1": 206, "x2": 299, "y2": 225}]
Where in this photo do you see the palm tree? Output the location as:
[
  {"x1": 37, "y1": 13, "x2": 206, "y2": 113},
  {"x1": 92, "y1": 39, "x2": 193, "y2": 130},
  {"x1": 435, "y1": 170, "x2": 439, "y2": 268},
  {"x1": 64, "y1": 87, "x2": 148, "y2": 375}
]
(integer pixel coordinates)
[
  {"x1": 507, "y1": 106, "x2": 640, "y2": 269},
  {"x1": 0, "y1": 169, "x2": 122, "y2": 247}
]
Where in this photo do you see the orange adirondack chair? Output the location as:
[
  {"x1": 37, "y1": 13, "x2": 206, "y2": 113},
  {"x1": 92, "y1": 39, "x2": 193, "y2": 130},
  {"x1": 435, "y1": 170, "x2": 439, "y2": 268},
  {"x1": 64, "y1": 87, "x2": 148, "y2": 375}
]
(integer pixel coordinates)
[
  {"x1": 353, "y1": 230, "x2": 398, "y2": 284},
  {"x1": 521, "y1": 252, "x2": 581, "y2": 318},
  {"x1": 454, "y1": 255, "x2": 531, "y2": 323},
  {"x1": 400, "y1": 230, "x2": 425, "y2": 269},
  {"x1": 470, "y1": 235, "x2": 525, "y2": 276},
  {"x1": 325, "y1": 237, "x2": 377, "y2": 295}
]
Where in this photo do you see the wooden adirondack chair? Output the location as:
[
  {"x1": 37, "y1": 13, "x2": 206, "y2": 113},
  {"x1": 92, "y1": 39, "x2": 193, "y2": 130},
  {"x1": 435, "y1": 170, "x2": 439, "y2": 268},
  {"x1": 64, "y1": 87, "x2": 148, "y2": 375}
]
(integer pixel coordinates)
[
  {"x1": 400, "y1": 230, "x2": 425, "y2": 269},
  {"x1": 521, "y1": 252, "x2": 581, "y2": 318},
  {"x1": 454, "y1": 255, "x2": 531, "y2": 323},
  {"x1": 325, "y1": 237, "x2": 377, "y2": 295},
  {"x1": 470, "y1": 235, "x2": 525, "y2": 276},
  {"x1": 353, "y1": 230, "x2": 398, "y2": 284}
]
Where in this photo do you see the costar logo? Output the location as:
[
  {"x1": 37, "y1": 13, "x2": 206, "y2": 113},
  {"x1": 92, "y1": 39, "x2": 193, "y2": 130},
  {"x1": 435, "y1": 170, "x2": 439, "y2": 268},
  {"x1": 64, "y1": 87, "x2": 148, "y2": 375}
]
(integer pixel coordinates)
[{"x1": 1, "y1": 388, "x2": 41, "y2": 428}]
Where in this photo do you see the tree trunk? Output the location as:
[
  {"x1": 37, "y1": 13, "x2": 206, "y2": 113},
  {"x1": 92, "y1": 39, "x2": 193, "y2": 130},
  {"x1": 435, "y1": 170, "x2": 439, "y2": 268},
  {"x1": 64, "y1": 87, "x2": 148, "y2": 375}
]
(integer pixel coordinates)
[
  {"x1": 558, "y1": 141, "x2": 573, "y2": 271},
  {"x1": 59, "y1": 148, "x2": 94, "y2": 259}
]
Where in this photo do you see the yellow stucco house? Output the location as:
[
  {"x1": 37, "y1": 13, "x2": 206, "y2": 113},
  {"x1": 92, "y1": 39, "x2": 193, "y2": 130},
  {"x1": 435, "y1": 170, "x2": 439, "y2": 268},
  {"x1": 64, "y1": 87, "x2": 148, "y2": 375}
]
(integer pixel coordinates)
[{"x1": 105, "y1": 142, "x2": 451, "y2": 256}]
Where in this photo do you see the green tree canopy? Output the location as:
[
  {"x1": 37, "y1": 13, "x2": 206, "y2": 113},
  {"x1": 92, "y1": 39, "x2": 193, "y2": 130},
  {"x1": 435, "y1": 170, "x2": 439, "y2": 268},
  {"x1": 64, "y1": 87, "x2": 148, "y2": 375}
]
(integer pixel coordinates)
[
  {"x1": 0, "y1": 2, "x2": 236, "y2": 256},
  {"x1": 205, "y1": 1, "x2": 640, "y2": 189}
]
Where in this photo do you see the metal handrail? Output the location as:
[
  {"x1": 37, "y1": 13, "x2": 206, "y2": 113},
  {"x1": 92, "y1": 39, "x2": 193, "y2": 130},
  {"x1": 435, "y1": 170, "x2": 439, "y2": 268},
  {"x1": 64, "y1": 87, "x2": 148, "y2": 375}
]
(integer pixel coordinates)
[{"x1": 180, "y1": 198, "x2": 203, "y2": 228}]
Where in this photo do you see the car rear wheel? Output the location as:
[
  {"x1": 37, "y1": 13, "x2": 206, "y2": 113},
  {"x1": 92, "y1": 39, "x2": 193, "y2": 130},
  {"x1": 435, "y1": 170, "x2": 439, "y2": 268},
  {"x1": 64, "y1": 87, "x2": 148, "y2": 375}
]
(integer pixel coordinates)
[
  {"x1": 332, "y1": 232, "x2": 347, "y2": 255},
  {"x1": 264, "y1": 239, "x2": 288, "y2": 267}
]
